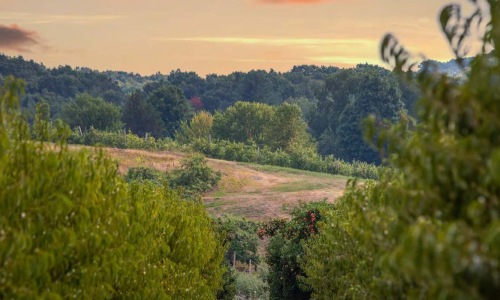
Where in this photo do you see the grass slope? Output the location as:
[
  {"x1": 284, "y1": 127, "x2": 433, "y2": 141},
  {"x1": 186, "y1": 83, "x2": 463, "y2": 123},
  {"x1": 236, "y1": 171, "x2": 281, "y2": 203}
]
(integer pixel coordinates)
[{"x1": 70, "y1": 145, "x2": 349, "y2": 221}]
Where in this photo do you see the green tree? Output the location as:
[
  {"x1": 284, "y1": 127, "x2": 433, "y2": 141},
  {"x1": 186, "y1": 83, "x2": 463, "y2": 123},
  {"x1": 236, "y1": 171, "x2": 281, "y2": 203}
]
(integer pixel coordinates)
[
  {"x1": 259, "y1": 201, "x2": 333, "y2": 300},
  {"x1": 121, "y1": 82, "x2": 193, "y2": 138},
  {"x1": 122, "y1": 90, "x2": 164, "y2": 137},
  {"x1": 213, "y1": 216, "x2": 261, "y2": 265},
  {"x1": 176, "y1": 111, "x2": 214, "y2": 144},
  {"x1": 61, "y1": 93, "x2": 122, "y2": 131},
  {"x1": 0, "y1": 77, "x2": 225, "y2": 299},
  {"x1": 265, "y1": 103, "x2": 315, "y2": 152},
  {"x1": 213, "y1": 101, "x2": 274, "y2": 145},
  {"x1": 213, "y1": 101, "x2": 314, "y2": 153},
  {"x1": 145, "y1": 81, "x2": 193, "y2": 138},
  {"x1": 302, "y1": 1, "x2": 500, "y2": 299}
]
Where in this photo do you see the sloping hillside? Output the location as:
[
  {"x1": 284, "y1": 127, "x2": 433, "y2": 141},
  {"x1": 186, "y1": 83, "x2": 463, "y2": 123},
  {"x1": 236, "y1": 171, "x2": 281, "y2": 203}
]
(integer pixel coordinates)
[{"x1": 76, "y1": 146, "x2": 348, "y2": 221}]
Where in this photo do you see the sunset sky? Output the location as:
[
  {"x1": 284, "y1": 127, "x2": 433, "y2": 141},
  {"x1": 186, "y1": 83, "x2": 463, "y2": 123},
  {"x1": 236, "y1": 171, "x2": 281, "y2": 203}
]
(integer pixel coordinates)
[{"x1": 0, "y1": 0, "x2": 471, "y2": 76}]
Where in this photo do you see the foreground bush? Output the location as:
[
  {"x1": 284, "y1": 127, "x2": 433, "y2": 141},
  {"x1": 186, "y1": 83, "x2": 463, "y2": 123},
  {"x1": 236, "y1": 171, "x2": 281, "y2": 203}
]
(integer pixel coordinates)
[
  {"x1": 0, "y1": 77, "x2": 225, "y2": 299},
  {"x1": 302, "y1": 1, "x2": 500, "y2": 299}
]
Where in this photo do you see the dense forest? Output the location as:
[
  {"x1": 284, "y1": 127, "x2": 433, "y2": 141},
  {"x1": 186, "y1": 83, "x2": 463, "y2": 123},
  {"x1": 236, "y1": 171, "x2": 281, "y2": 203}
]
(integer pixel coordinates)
[{"x1": 0, "y1": 53, "x2": 424, "y2": 164}]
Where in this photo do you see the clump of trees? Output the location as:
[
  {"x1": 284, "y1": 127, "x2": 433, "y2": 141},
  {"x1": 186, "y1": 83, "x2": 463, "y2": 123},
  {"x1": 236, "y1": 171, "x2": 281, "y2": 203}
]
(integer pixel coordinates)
[
  {"x1": 310, "y1": 64, "x2": 406, "y2": 164},
  {"x1": 301, "y1": 1, "x2": 500, "y2": 299},
  {"x1": 122, "y1": 81, "x2": 193, "y2": 138},
  {"x1": 0, "y1": 77, "x2": 225, "y2": 299}
]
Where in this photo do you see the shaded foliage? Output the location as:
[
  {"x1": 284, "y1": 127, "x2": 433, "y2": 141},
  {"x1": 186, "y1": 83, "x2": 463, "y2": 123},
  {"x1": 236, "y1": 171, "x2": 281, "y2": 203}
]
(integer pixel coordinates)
[
  {"x1": 303, "y1": 1, "x2": 500, "y2": 299},
  {"x1": 259, "y1": 201, "x2": 333, "y2": 300}
]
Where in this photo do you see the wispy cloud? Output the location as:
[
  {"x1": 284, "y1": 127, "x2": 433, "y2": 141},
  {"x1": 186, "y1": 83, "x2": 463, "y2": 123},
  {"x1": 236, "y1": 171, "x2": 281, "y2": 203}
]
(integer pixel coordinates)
[
  {"x1": 0, "y1": 24, "x2": 39, "y2": 51},
  {"x1": 2, "y1": 12, "x2": 124, "y2": 25},
  {"x1": 308, "y1": 55, "x2": 380, "y2": 65},
  {"x1": 154, "y1": 37, "x2": 376, "y2": 47}
]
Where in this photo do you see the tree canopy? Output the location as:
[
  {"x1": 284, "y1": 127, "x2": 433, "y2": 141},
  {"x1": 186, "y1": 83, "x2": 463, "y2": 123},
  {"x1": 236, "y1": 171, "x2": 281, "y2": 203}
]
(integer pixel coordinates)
[
  {"x1": 302, "y1": 1, "x2": 500, "y2": 298},
  {"x1": 61, "y1": 94, "x2": 122, "y2": 131}
]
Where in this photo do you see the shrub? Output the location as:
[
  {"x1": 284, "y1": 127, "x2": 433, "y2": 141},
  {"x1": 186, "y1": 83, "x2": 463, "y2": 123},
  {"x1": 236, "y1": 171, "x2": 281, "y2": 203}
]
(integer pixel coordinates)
[
  {"x1": 235, "y1": 272, "x2": 269, "y2": 300},
  {"x1": 168, "y1": 154, "x2": 222, "y2": 197},
  {"x1": 0, "y1": 77, "x2": 225, "y2": 299},
  {"x1": 124, "y1": 166, "x2": 167, "y2": 184}
]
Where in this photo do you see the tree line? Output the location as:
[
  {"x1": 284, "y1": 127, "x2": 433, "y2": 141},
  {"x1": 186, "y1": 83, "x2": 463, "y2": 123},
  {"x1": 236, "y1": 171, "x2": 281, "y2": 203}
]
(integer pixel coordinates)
[{"x1": 0, "y1": 54, "x2": 422, "y2": 164}]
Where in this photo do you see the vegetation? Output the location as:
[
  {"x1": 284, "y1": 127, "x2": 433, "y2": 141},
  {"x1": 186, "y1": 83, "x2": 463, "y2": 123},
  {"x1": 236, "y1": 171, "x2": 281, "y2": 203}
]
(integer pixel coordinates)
[
  {"x1": 124, "y1": 166, "x2": 167, "y2": 185},
  {"x1": 122, "y1": 81, "x2": 193, "y2": 138},
  {"x1": 61, "y1": 93, "x2": 122, "y2": 131},
  {"x1": 259, "y1": 201, "x2": 333, "y2": 300},
  {"x1": 3, "y1": 0, "x2": 494, "y2": 298},
  {"x1": 0, "y1": 77, "x2": 225, "y2": 299},
  {"x1": 302, "y1": 1, "x2": 500, "y2": 299},
  {"x1": 235, "y1": 272, "x2": 269, "y2": 300},
  {"x1": 124, "y1": 154, "x2": 222, "y2": 199},
  {"x1": 213, "y1": 216, "x2": 261, "y2": 265},
  {"x1": 213, "y1": 216, "x2": 264, "y2": 299},
  {"x1": 0, "y1": 54, "x2": 421, "y2": 165},
  {"x1": 168, "y1": 154, "x2": 222, "y2": 198}
]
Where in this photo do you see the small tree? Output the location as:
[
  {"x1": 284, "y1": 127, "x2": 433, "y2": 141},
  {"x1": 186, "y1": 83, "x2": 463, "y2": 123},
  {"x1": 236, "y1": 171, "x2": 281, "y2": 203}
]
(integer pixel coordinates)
[
  {"x1": 169, "y1": 154, "x2": 222, "y2": 197},
  {"x1": 176, "y1": 111, "x2": 214, "y2": 144}
]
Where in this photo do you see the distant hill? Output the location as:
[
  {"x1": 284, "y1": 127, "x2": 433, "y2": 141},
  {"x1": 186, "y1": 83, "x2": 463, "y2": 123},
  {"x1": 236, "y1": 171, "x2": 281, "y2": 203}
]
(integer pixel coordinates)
[{"x1": 419, "y1": 57, "x2": 473, "y2": 78}]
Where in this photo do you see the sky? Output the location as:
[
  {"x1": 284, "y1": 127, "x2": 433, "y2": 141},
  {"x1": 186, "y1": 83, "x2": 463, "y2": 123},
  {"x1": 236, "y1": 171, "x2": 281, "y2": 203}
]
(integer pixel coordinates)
[{"x1": 0, "y1": 0, "x2": 472, "y2": 76}]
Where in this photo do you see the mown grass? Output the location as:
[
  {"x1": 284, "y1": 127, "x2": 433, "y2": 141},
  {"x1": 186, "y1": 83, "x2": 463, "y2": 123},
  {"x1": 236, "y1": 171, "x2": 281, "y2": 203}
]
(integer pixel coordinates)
[
  {"x1": 240, "y1": 162, "x2": 350, "y2": 180},
  {"x1": 271, "y1": 181, "x2": 333, "y2": 193}
]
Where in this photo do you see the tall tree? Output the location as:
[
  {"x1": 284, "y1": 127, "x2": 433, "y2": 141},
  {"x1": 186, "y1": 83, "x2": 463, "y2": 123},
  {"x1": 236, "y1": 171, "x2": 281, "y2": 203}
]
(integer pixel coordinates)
[
  {"x1": 122, "y1": 82, "x2": 193, "y2": 138},
  {"x1": 122, "y1": 90, "x2": 164, "y2": 137},
  {"x1": 61, "y1": 94, "x2": 122, "y2": 131},
  {"x1": 145, "y1": 82, "x2": 193, "y2": 137},
  {"x1": 175, "y1": 111, "x2": 214, "y2": 144},
  {"x1": 266, "y1": 103, "x2": 314, "y2": 152}
]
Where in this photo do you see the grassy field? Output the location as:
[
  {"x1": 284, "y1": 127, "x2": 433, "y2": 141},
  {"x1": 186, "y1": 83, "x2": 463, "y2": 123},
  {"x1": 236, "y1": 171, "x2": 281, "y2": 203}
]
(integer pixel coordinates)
[{"x1": 71, "y1": 145, "x2": 349, "y2": 221}]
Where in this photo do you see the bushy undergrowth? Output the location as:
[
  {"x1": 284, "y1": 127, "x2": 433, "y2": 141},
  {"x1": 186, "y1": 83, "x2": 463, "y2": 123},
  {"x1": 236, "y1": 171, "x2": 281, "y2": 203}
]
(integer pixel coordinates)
[
  {"x1": 168, "y1": 154, "x2": 222, "y2": 198},
  {"x1": 70, "y1": 128, "x2": 381, "y2": 179},
  {"x1": 68, "y1": 127, "x2": 188, "y2": 152},
  {"x1": 190, "y1": 138, "x2": 380, "y2": 179},
  {"x1": 124, "y1": 154, "x2": 221, "y2": 199},
  {"x1": 235, "y1": 272, "x2": 269, "y2": 300},
  {"x1": 0, "y1": 78, "x2": 225, "y2": 299},
  {"x1": 124, "y1": 166, "x2": 167, "y2": 184}
]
